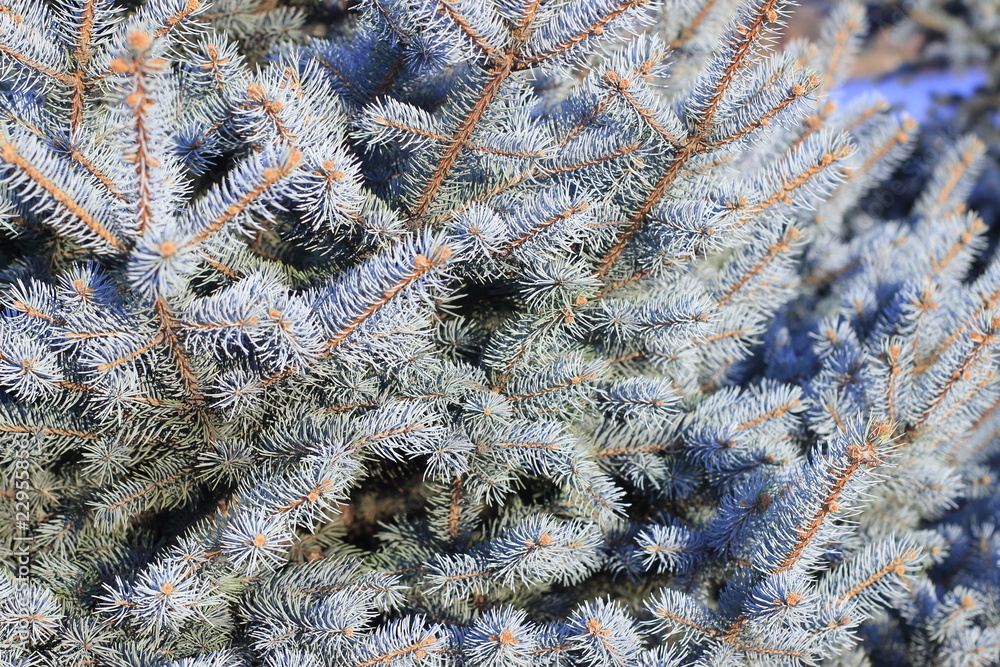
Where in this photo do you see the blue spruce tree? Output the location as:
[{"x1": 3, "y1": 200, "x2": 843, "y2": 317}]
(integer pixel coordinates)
[{"x1": 0, "y1": 0, "x2": 997, "y2": 665}]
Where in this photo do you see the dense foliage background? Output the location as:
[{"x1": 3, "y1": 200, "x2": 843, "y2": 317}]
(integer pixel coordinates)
[{"x1": 0, "y1": 1, "x2": 997, "y2": 665}]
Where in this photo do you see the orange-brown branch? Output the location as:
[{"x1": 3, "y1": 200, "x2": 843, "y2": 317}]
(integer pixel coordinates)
[
  {"x1": 447, "y1": 474, "x2": 464, "y2": 544},
  {"x1": 692, "y1": 0, "x2": 783, "y2": 135},
  {"x1": 541, "y1": 143, "x2": 642, "y2": 178},
  {"x1": 112, "y1": 39, "x2": 163, "y2": 235},
  {"x1": 409, "y1": 59, "x2": 514, "y2": 220},
  {"x1": 650, "y1": 607, "x2": 719, "y2": 636},
  {"x1": 353, "y1": 423, "x2": 428, "y2": 451},
  {"x1": 594, "y1": 143, "x2": 695, "y2": 278},
  {"x1": 66, "y1": 146, "x2": 127, "y2": 201},
  {"x1": 153, "y1": 0, "x2": 201, "y2": 38},
  {"x1": 0, "y1": 44, "x2": 71, "y2": 85},
  {"x1": 437, "y1": 0, "x2": 501, "y2": 59},
  {"x1": 0, "y1": 424, "x2": 98, "y2": 439},
  {"x1": 353, "y1": 634, "x2": 439, "y2": 667},
  {"x1": 920, "y1": 282, "x2": 1000, "y2": 373},
  {"x1": 189, "y1": 147, "x2": 301, "y2": 245},
  {"x1": 709, "y1": 78, "x2": 817, "y2": 149},
  {"x1": 506, "y1": 369, "x2": 597, "y2": 402},
  {"x1": 500, "y1": 202, "x2": 588, "y2": 254},
  {"x1": 735, "y1": 399, "x2": 801, "y2": 431},
  {"x1": 516, "y1": 0, "x2": 650, "y2": 67},
  {"x1": 774, "y1": 423, "x2": 889, "y2": 572},
  {"x1": 716, "y1": 226, "x2": 800, "y2": 308},
  {"x1": 668, "y1": 0, "x2": 718, "y2": 50},
  {"x1": 373, "y1": 116, "x2": 449, "y2": 142},
  {"x1": 8, "y1": 300, "x2": 65, "y2": 325},
  {"x1": 922, "y1": 318, "x2": 1000, "y2": 419},
  {"x1": 104, "y1": 466, "x2": 193, "y2": 512},
  {"x1": 606, "y1": 72, "x2": 682, "y2": 147},
  {"x1": 835, "y1": 549, "x2": 919, "y2": 605},
  {"x1": 326, "y1": 246, "x2": 451, "y2": 350},
  {"x1": 926, "y1": 139, "x2": 984, "y2": 215},
  {"x1": 0, "y1": 139, "x2": 125, "y2": 251},
  {"x1": 271, "y1": 478, "x2": 339, "y2": 516},
  {"x1": 95, "y1": 333, "x2": 164, "y2": 372},
  {"x1": 745, "y1": 144, "x2": 853, "y2": 222},
  {"x1": 596, "y1": 0, "x2": 809, "y2": 279},
  {"x1": 842, "y1": 119, "x2": 916, "y2": 184},
  {"x1": 154, "y1": 298, "x2": 203, "y2": 400},
  {"x1": 595, "y1": 442, "x2": 675, "y2": 458},
  {"x1": 928, "y1": 217, "x2": 986, "y2": 279},
  {"x1": 246, "y1": 83, "x2": 298, "y2": 146}
]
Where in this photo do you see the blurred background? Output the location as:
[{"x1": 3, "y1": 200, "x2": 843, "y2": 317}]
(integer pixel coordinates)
[{"x1": 782, "y1": 0, "x2": 1000, "y2": 261}]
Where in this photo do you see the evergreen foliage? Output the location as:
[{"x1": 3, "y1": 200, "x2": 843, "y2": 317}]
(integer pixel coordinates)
[
  {"x1": 882, "y1": 0, "x2": 1000, "y2": 160},
  {"x1": 0, "y1": 0, "x2": 997, "y2": 665}
]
